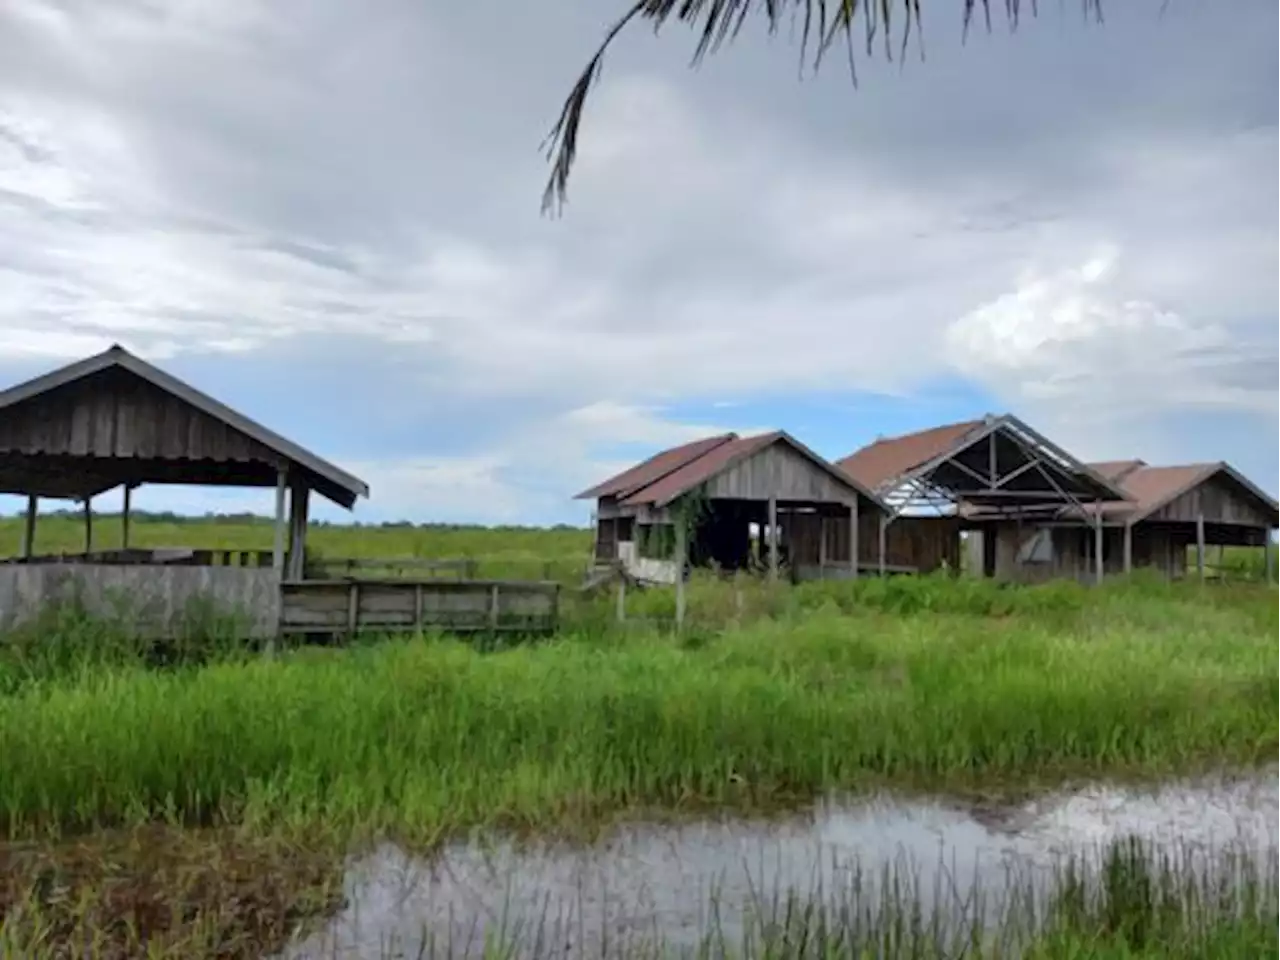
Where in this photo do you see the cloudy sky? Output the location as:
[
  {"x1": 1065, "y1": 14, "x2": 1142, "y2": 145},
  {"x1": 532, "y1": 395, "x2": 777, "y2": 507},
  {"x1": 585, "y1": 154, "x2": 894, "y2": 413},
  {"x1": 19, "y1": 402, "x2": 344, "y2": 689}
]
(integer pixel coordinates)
[{"x1": 1, "y1": 0, "x2": 1275, "y2": 524}]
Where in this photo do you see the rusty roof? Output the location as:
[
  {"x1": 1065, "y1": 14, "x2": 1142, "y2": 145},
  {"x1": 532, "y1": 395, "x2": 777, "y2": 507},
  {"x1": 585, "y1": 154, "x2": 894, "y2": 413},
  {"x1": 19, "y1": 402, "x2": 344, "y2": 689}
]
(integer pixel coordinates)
[
  {"x1": 1080, "y1": 461, "x2": 1277, "y2": 525},
  {"x1": 835, "y1": 418, "x2": 988, "y2": 490},
  {"x1": 1087, "y1": 459, "x2": 1147, "y2": 484},
  {"x1": 581, "y1": 430, "x2": 884, "y2": 511},
  {"x1": 574, "y1": 433, "x2": 736, "y2": 500}
]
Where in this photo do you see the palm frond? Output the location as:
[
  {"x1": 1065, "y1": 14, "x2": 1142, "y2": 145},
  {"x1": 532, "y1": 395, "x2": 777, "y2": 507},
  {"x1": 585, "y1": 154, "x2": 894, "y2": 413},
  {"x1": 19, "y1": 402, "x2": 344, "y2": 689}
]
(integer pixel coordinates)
[{"x1": 540, "y1": 0, "x2": 1105, "y2": 215}]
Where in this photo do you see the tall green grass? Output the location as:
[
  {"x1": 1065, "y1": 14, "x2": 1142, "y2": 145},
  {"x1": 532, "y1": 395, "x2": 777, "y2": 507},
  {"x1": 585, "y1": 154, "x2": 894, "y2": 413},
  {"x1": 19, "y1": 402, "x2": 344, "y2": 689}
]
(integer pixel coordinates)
[{"x1": 2, "y1": 579, "x2": 1274, "y2": 842}]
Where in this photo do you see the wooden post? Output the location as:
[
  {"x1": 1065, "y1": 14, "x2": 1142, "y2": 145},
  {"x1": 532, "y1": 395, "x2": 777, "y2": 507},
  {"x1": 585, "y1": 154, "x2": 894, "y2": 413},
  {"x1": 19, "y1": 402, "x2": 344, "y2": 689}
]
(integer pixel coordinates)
[
  {"x1": 817, "y1": 513, "x2": 828, "y2": 573},
  {"x1": 20, "y1": 494, "x2": 37, "y2": 559},
  {"x1": 1265, "y1": 532, "x2": 1275, "y2": 587},
  {"x1": 1093, "y1": 502, "x2": 1103, "y2": 585},
  {"x1": 767, "y1": 495, "x2": 779, "y2": 582},
  {"x1": 121, "y1": 485, "x2": 133, "y2": 549},
  {"x1": 82, "y1": 496, "x2": 93, "y2": 554},
  {"x1": 1122, "y1": 522, "x2": 1133, "y2": 575},
  {"x1": 413, "y1": 582, "x2": 424, "y2": 629},
  {"x1": 615, "y1": 575, "x2": 626, "y2": 623},
  {"x1": 673, "y1": 518, "x2": 688, "y2": 630},
  {"x1": 346, "y1": 582, "x2": 360, "y2": 636},
  {"x1": 272, "y1": 467, "x2": 288, "y2": 572},
  {"x1": 286, "y1": 481, "x2": 310, "y2": 580},
  {"x1": 489, "y1": 584, "x2": 501, "y2": 631},
  {"x1": 849, "y1": 499, "x2": 859, "y2": 580},
  {"x1": 877, "y1": 513, "x2": 887, "y2": 576},
  {"x1": 1195, "y1": 513, "x2": 1205, "y2": 582}
]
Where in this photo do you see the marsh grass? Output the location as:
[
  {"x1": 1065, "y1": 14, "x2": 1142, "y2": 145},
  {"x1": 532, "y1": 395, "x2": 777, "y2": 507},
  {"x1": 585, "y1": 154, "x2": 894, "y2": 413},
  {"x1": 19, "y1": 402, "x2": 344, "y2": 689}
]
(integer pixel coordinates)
[
  {"x1": 1, "y1": 574, "x2": 1274, "y2": 843},
  {"x1": 4, "y1": 832, "x2": 1271, "y2": 959}
]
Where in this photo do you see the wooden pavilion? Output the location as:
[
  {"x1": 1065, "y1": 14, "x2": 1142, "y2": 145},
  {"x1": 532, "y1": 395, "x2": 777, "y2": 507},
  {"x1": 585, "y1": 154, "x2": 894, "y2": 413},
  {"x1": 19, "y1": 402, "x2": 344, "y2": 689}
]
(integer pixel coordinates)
[{"x1": 0, "y1": 344, "x2": 369, "y2": 635}]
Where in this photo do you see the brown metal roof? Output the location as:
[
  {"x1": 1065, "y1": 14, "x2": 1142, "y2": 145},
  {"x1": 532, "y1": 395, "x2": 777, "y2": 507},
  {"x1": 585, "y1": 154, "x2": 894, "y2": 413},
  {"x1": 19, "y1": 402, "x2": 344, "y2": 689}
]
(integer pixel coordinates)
[
  {"x1": 591, "y1": 430, "x2": 884, "y2": 511},
  {"x1": 835, "y1": 419, "x2": 987, "y2": 490},
  {"x1": 574, "y1": 433, "x2": 736, "y2": 500},
  {"x1": 1087, "y1": 459, "x2": 1147, "y2": 484},
  {"x1": 620, "y1": 432, "x2": 781, "y2": 507}
]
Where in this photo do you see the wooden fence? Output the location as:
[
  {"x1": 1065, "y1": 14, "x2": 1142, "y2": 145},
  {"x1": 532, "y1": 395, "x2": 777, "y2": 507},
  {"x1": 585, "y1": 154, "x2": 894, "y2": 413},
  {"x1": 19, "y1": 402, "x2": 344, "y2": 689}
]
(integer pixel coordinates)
[{"x1": 279, "y1": 578, "x2": 561, "y2": 636}]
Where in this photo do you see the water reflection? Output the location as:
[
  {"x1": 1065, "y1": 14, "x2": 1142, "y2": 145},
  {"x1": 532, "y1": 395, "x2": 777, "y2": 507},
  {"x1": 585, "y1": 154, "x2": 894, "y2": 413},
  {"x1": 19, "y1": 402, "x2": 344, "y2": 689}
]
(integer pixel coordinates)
[{"x1": 281, "y1": 769, "x2": 1277, "y2": 958}]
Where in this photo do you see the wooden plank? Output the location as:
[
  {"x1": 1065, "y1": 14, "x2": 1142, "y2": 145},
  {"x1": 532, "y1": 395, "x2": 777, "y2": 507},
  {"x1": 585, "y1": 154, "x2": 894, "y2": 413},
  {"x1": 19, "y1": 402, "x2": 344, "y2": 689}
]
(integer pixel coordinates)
[{"x1": 277, "y1": 578, "x2": 559, "y2": 635}]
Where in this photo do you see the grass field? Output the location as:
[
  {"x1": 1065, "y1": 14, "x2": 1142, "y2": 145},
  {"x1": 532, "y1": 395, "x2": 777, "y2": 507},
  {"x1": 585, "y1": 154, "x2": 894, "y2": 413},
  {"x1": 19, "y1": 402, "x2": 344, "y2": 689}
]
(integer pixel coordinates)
[{"x1": 0, "y1": 515, "x2": 1276, "y2": 958}]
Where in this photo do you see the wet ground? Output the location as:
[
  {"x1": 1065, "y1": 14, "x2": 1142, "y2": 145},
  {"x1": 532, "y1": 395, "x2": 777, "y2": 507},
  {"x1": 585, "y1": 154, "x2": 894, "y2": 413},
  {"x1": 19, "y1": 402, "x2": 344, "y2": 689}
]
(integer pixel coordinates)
[{"x1": 279, "y1": 768, "x2": 1279, "y2": 958}]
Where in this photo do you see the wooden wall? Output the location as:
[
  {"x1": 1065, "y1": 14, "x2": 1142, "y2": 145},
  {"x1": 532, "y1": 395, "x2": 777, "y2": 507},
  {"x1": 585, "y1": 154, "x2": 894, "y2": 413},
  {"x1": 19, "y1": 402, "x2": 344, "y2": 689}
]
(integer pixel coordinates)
[
  {"x1": 785, "y1": 512, "x2": 959, "y2": 573},
  {"x1": 0, "y1": 564, "x2": 281, "y2": 638},
  {"x1": 1146, "y1": 475, "x2": 1276, "y2": 528},
  {"x1": 977, "y1": 523, "x2": 1191, "y2": 583},
  {"x1": 702, "y1": 443, "x2": 863, "y2": 506},
  {"x1": 0, "y1": 367, "x2": 274, "y2": 462}
]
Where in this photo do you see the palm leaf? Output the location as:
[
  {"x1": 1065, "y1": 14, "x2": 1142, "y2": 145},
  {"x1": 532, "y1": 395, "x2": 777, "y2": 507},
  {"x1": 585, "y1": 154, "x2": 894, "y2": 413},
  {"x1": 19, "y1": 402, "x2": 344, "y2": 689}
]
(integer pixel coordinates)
[{"x1": 541, "y1": 0, "x2": 1105, "y2": 214}]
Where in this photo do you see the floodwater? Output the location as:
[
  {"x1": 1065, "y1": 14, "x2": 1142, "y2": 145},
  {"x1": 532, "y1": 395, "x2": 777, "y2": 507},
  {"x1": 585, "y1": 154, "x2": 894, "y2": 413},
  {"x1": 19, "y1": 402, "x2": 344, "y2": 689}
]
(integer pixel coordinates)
[{"x1": 280, "y1": 769, "x2": 1278, "y2": 958}]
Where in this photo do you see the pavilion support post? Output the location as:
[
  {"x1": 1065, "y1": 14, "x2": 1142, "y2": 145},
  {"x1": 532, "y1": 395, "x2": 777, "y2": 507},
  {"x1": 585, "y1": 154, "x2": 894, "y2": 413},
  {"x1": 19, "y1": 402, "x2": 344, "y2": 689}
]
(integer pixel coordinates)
[
  {"x1": 1092, "y1": 501, "x2": 1103, "y2": 585},
  {"x1": 767, "y1": 495, "x2": 779, "y2": 583},
  {"x1": 674, "y1": 515, "x2": 687, "y2": 631},
  {"x1": 818, "y1": 512, "x2": 828, "y2": 573},
  {"x1": 849, "y1": 497, "x2": 859, "y2": 580},
  {"x1": 286, "y1": 480, "x2": 310, "y2": 581},
  {"x1": 272, "y1": 467, "x2": 288, "y2": 572},
  {"x1": 1122, "y1": 521, "x2": 1133, "y2": 576},
  {"x1": 83, "y1": 497, "x2": 93, "y2": 555},
  {"x1": 877, "y1": 513, "x2": 887, "y2": 576},
  {"x1": 121, "y1": 485, "x2": 133, "y2": 550},
  {"x1": 1195, "y1": 513, "x2": 1205, "y2": 582},
  {"x1": 1265, "y1": 531, "x2": 1275, "y2": 587},
  {"x1": 20, "y1": 494, "x2": 37, "y2": 560}
]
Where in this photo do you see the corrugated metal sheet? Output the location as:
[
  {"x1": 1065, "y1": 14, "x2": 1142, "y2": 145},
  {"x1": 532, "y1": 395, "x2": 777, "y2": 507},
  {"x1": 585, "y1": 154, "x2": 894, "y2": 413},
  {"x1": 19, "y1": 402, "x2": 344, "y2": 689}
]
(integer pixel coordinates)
[
  {"x1": 620, "y1": 432, "x2": 782, "y2": 507},
  {"x1": 585, "y1": 430, "x2": 883, "y2": 510},
  {"x1": 835, "y1": 419, "x2": 986, "y2": 490},
  {"x1": 574, "y1": 433, "x2": 736, "y2": 500},
  {"x1": 1088, "y1": 459, "x2": 1147, "y2": 484}
]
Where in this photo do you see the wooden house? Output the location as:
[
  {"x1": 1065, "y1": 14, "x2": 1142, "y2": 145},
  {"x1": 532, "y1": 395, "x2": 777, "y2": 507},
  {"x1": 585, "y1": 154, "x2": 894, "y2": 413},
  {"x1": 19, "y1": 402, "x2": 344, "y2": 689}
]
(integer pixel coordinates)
[
  {"x1": 836, "y1": 414, "x2": 1129, "y2": 581},
  {"x1": 964, "y1": 459, "x2": 1278, "y2": 582},
  {"x1": 576, "y1": 431, "x2": 890, "y2": 583}
]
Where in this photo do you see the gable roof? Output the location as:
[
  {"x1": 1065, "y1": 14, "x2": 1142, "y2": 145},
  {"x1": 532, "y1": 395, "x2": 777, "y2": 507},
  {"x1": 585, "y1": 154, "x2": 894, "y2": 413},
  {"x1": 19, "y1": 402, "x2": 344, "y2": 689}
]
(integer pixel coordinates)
[
  {"x1": 0, "y1": 344, "x2": 370, "y2": 509},
  {"x1": 1087, "y1": 459, "x2": 1147, "y2": 484},
  {"x1": 1083, "y1": 461, "x2": 1279, "y2": 526},
  {"x1": 574, "y1": 433, "x2": 736, "y2": 500},
  {"x1": 625, "y1": 430, "x2": 885, "y2": 510},
  {"x1": 836, "y1": 413, "x2": 1126, "y2": 505},
  {"x1": 837, "y1": 419, "x2": 986, "y2": 490},
  {"x1": 578, "y1": 431, "x2": 885, "y2": 512}
]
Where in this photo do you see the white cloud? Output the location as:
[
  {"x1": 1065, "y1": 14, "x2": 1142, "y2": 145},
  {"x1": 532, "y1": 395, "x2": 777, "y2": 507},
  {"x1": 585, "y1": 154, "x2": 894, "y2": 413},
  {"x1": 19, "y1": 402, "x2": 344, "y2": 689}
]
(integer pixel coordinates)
[{"x1": 0, "y1": 0, "x2": 1274, "y2": 519}]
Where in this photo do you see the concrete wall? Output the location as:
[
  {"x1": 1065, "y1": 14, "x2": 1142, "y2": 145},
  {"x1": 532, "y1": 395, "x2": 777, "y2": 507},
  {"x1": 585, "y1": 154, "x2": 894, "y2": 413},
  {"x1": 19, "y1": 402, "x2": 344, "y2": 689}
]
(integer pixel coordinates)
[{"x1": 0, "y1": 564, "x2": 281, "y2": 638}]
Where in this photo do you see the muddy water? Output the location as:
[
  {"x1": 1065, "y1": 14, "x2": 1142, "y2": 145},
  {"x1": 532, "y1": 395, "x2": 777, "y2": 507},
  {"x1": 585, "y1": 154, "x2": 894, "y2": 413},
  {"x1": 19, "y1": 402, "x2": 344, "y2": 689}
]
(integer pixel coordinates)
[{"x1": 280, "y1": 769, "x2": 1278, "y2": 958}]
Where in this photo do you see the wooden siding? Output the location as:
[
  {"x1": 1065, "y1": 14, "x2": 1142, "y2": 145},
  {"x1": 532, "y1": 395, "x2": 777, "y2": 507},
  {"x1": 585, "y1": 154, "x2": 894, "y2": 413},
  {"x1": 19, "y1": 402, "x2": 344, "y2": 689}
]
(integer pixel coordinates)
[
  {"x1": 786, "y1": 512, "x2": 958, "y2": 574},
  {"x1": 1147, "y1": 475, "x2": 1275, "y2": 528},
  {"x1": 701, "y1": 443, "x2": 860, "y2": 505},
  {"x1": 0, "y1": 564, "x2": 281, "y2": 638},
  {"x1": 975, "y1": 523, "x2": 1191, "y2": 583},
  {"x1": 279, "y1": 579, "x2": 559, "y2": 635},
  {"x1": 0, "y1": 368, "x2": 276, "y2": 463}
]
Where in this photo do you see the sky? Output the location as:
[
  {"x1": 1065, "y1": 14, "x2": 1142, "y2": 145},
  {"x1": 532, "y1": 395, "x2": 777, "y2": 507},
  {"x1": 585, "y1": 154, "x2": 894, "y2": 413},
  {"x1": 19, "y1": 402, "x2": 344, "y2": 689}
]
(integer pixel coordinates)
[{"x1": 0, "y1": 0, "x2": 1275, "y2": 526}]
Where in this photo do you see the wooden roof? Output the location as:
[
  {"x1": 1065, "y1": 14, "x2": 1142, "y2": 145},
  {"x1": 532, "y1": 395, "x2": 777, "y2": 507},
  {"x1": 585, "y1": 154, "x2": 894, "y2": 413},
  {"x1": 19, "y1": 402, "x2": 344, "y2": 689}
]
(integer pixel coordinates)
[{"x1": 0, "y1": 345, "x2": 370, "y2": 508}]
